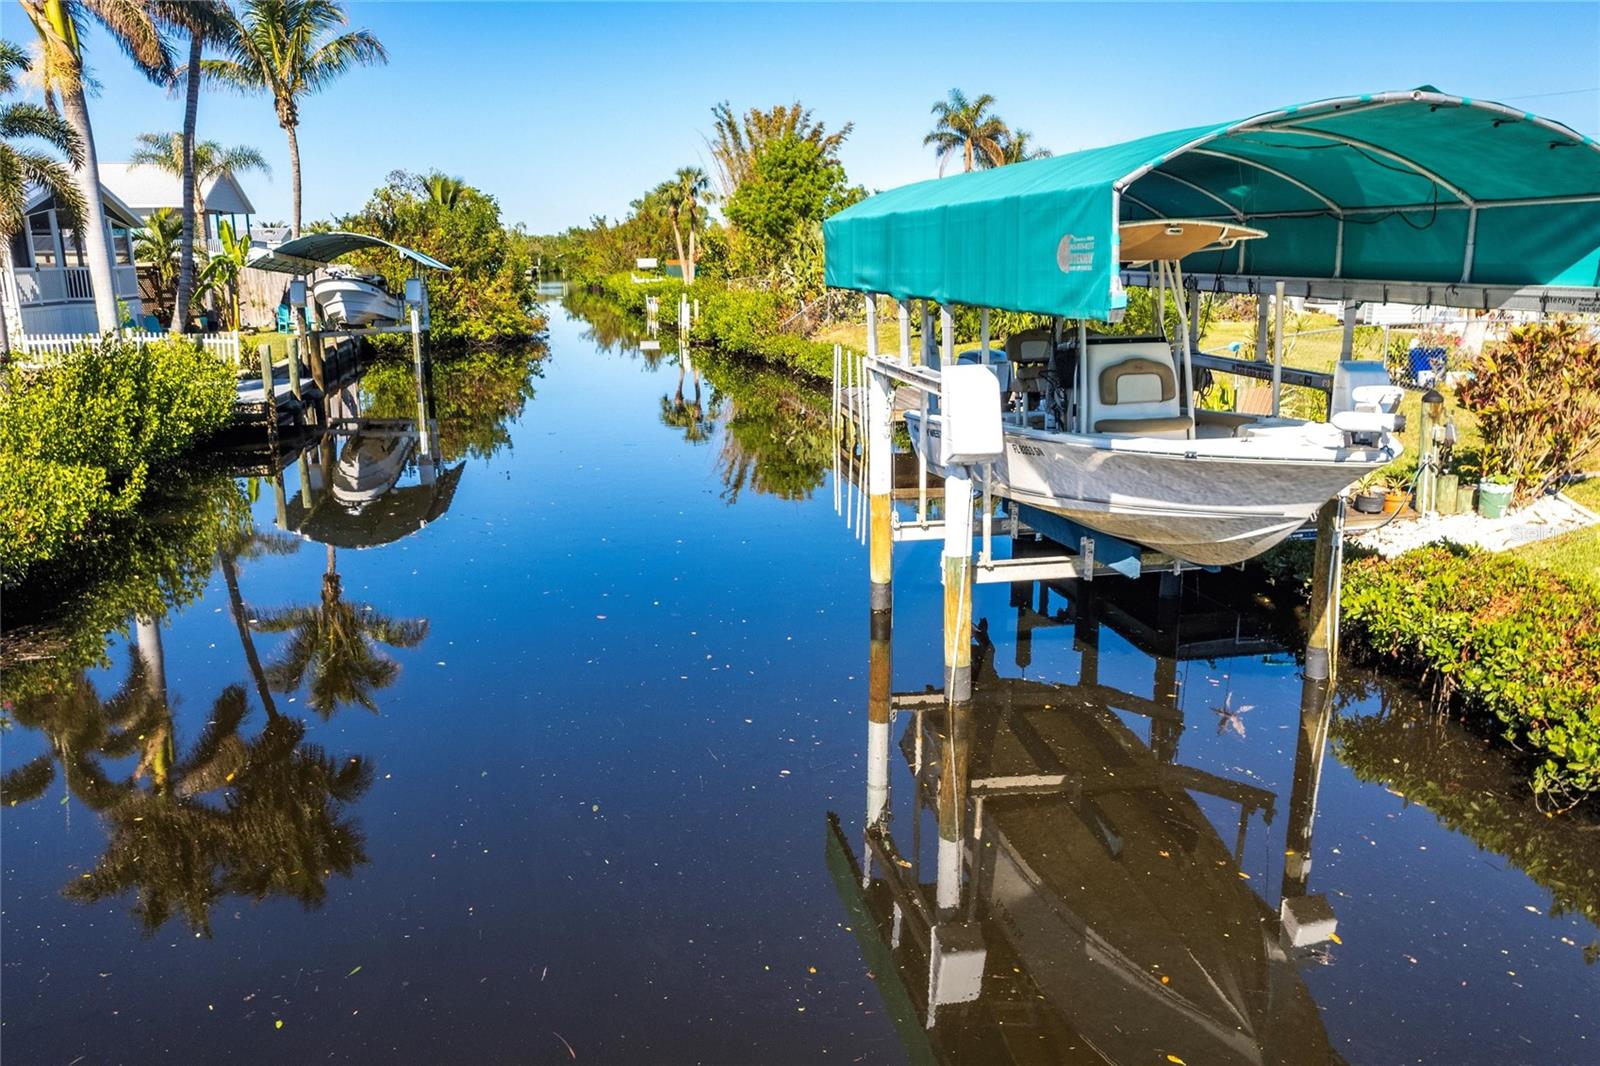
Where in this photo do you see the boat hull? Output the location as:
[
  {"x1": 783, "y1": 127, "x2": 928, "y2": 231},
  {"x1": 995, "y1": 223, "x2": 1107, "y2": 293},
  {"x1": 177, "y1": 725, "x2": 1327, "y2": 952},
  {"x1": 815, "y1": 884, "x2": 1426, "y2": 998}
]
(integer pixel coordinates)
[
  {"x1": 906, "y1": 414, "x2": 1394, "y2": 566},
  {"x1": 313, "y1": 278, "x2": 404, "y2": 328}
]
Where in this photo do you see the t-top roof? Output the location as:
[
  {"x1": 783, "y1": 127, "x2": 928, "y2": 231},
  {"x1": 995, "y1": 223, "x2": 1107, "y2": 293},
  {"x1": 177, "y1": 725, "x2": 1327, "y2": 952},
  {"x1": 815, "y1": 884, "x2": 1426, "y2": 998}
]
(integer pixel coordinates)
[
  {"x1": 824, "y1": 88, "x2": 1600, "y2": 320},
  {"x1": 247, "y1": 231, "x2": 452, "y2": 274}
]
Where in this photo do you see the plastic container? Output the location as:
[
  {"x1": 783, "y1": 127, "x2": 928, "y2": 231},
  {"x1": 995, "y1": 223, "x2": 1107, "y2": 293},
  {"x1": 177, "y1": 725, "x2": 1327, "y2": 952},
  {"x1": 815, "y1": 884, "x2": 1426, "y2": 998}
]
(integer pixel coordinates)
[
  {"x1": 1353, "y1": 491, "x2": 1386, "y2": 514},
  {"x1": 1437, "y1": 474, "x2": 1460, "y2": 514},
  {"x1": 1478, "y1": 480, "x2": 1513, "y2": 519}
]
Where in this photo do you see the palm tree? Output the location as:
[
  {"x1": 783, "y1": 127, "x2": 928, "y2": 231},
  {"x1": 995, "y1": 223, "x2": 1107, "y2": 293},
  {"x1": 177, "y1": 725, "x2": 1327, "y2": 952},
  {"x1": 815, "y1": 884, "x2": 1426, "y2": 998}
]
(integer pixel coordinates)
[
  {"x1": 706, "y1": 100, "x2": 852, "y2": 201},
  {"x1": 252, "y1": 545, "x2": 427, "y2": 717},
  {"x1": 132, "y1": 205, "x2": 184, "y2": 319},
  {"x1": 149, "y1": 1, "x2": 234, "y2": 333},
  {"x1": 129, "y1": 129, "x2": 270, "y2": 329},
  {"x1": 18, "y1": 0, "x2": 172, "y2": 333},
  {"x1": 425, "y1": 171, "x2": 466, "y2": 210},
  {"x1": 202, "y1": 0, "x2": 386, "y2": 239},
  {"x1": 988, "y1": 128, "x2": 1051, "y2": 167},
  {"x1": 924, "y1": 89, "x2": 1007, "y2": 175},
  {"x1": 0, "y1": 38, "x2": 83, "y2": 355},
  {"x1": 662, "y1": 166, "x2": 709, "y2": 284}
]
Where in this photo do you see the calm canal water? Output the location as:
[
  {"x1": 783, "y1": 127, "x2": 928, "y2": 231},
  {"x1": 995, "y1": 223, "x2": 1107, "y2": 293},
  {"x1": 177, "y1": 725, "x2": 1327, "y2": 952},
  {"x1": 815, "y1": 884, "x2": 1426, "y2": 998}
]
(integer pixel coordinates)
[{"x1": 3, "y1": 302, "x2": 1596, "y2": 1064}]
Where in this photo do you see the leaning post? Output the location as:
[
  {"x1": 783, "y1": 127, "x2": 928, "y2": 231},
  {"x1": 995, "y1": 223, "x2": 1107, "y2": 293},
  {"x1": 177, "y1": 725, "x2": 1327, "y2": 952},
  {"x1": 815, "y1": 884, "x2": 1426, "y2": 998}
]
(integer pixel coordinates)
[
  {"x1": 257, "y1": 342, "x2": 278, "y2": 452},
  {"x1": 866, "y1": 296, "x2": 894, "y2": 614},
  {"x1": 1305, "y1": 496, "x2": 1346, "y2": 681}
]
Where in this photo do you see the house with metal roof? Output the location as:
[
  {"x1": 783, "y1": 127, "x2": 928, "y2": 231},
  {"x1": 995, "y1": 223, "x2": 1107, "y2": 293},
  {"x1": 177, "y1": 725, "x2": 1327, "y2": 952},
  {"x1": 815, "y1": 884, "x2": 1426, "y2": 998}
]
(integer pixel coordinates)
[
  {"x1": 99, "y1": 162, "x2": 267, "y2": 253},
  {"x1": 1, "y1": 181, "x2": 144, "y2": 337}
]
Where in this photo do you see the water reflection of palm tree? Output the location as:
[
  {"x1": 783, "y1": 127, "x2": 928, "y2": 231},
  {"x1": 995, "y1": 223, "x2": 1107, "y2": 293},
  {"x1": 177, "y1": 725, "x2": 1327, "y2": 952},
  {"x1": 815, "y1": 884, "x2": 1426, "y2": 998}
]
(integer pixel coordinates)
[
  {"x1": 217, "y1": 526, "x2": 301, "y2": 718},
  {"x1": 253, "y1": 544, "x2": 428, "y2": 717},
  {"x1": 65, "y1": 689, "x2": 371, "y2": 935},
  {"x1": 0, "y1": 650, "x2": 166, "y2": 811}
]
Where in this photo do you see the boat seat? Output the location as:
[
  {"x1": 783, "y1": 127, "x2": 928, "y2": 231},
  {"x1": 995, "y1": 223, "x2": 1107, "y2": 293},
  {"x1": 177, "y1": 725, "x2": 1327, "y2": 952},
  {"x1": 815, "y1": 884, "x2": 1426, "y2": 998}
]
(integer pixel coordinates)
[
  {"x1": 1195, "y1": 409, "x2": 1259, "y2": 437},
  {"x1": 1094, "y1": 415, "x2": 1194, "y2": 434},
  {"x1": 1098, "y1": 357, "x2": 1176, "y2": 405}
]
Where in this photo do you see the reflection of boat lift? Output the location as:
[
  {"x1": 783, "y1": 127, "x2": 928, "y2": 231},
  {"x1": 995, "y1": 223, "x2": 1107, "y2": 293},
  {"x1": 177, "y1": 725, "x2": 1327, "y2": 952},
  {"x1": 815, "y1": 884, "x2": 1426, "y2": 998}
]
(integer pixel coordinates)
[{"x1": 830, "y1": 586, "x2": 1341, "y2": 1062}]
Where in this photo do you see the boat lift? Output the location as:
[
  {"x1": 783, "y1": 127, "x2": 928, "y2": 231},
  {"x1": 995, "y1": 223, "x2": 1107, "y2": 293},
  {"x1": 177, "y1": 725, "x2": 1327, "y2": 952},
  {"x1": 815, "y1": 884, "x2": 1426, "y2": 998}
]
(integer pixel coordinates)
[
  {"x1": 245, "y1": 231, "x2": 452, "y2": 454},
  {"x1": 827, "y1": 87, "x2": 1600, "y2": 701}
]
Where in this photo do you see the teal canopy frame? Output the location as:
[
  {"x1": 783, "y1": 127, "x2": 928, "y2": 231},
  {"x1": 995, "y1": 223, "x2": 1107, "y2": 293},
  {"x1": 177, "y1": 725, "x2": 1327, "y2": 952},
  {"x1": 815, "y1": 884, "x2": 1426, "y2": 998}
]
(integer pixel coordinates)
[{"x1": 823, "y1": 89, "x2": 1600, "y2": 319}]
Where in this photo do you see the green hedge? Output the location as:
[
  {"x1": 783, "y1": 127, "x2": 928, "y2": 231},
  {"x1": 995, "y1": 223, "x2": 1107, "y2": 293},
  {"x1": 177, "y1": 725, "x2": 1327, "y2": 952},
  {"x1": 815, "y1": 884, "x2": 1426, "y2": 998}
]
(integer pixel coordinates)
[
  {"x1": 589, "y1": 272, "x2": 836, "y2": 380},
  {"x1": 1, "y1": 336, "x2": 236, "y2": 585},
  {"x1": 1342, "y1": 544, "x2": 1600, "y2": 804}
]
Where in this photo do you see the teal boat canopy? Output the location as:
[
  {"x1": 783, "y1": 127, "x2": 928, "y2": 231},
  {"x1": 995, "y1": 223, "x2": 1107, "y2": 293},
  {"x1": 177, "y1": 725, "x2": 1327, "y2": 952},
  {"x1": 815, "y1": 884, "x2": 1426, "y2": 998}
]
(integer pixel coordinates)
[
  {"x1": 824, "y1": 89, "x2": 1600, "y2": 319},
  {"x1": 247, "y1": 231, "x2": 452, "y2": 275}
]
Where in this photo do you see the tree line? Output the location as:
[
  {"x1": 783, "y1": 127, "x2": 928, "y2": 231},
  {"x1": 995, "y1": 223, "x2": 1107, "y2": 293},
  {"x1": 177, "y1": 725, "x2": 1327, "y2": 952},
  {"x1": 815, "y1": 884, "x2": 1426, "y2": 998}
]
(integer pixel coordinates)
[{"x1": 533, "y1": 88, "x2": 1052, "y2": 318}]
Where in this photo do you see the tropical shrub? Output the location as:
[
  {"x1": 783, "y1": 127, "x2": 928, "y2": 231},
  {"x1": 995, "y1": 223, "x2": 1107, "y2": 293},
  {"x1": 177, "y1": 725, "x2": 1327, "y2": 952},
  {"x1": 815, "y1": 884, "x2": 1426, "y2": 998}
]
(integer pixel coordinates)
[
  {"x1": 0, "y1": 336, "x2": 235, "y2": 585},
  {"x1": 591, "y1": 272, "x2": 836, "y2": 381},
  {"x1": 337, "y1": 170, "x2": 543, "y2": 346},
  {"x1": 1456, "y1": 319, "x2": 1600, "y2": 499},
  {"x1": 1341, "y1": 544, "x2": 1600, "y2": 806}
]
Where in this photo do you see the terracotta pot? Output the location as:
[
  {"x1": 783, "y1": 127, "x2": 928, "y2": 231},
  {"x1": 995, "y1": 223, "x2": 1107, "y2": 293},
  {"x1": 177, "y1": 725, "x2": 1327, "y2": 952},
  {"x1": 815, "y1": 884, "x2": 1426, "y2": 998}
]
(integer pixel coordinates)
[{"x1": 1383, "y1": 489, "x2": 1409, "y2": 515}]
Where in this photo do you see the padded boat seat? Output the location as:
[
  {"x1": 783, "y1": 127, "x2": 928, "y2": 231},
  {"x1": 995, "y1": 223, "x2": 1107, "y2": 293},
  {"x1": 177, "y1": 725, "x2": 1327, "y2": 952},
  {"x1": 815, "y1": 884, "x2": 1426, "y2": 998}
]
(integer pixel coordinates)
[
  {"x1": 1099, "y1": 357, "x2": 1176, "y2": 404},
  {"x1": 1195, "y1": 410, "x2": 1256, "y2": 429},
  {"x1": 1094, "y1": 415, "x2": 1194, "y2": 435}
]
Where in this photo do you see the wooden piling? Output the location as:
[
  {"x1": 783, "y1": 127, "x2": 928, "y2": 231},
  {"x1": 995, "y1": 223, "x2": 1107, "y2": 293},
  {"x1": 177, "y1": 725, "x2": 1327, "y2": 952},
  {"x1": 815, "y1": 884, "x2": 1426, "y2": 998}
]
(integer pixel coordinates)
[
  {"x1": 943, "y1": 471, "x2": 974, "y2": 703},
  {"x1": 866, "y1": 608, "x2": 892, "y2": 834},
  {"x1": 1306, "y1": 496, "x2": 1345, "y2": 681},
  {"x1": 287, "y1": 334, "x2": 302, "y2": 400},
  {"x1": 866, "y1": 298, "x2": 894, "y2": 613},
  {"x1": 257, "y1": 343, "x2": 278, "y2": 451}
]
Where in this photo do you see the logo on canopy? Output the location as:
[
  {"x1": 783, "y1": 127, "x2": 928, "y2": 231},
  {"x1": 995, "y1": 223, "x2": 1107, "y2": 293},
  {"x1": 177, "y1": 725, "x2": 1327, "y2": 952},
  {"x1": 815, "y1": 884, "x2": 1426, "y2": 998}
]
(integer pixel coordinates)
[{"x1": 1057, "y1": 234, "x2": 1095, "y2": 274}]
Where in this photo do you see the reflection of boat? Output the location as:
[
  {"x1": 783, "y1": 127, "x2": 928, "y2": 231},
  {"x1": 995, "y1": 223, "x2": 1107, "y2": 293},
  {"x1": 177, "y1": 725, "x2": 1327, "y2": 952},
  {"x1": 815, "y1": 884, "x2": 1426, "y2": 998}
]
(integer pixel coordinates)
[
  {"x1": 831, "y1": 575, "x2": 1340, "y2": 1064},
  {"x1": 333, "y1": 426, "x2": 416, "y2": 505},
  {"x1": 313, "y1": 267, "x2": 404, "y2": 327}
]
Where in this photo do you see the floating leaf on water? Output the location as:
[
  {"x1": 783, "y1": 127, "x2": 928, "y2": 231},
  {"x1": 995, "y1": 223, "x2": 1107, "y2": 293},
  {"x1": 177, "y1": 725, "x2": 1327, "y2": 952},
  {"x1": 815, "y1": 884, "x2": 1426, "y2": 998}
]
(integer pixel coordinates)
[{"x1": 347, "y1": 965, "x2": 362, "y2": 977}]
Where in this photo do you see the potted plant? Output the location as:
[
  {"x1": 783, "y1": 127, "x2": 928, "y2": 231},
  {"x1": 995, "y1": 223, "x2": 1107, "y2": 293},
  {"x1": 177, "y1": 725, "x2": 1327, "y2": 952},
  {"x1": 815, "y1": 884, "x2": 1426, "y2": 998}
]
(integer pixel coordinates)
[
  {"x1": 1478, "y1": 472, "x2": 1515, "y2": 519},
  {"x1": 1353, "y1": 472, "x2": 1387, "y2": 514},
  {"x1": 1383, "y1": 483, "x2": 1411, "y2": 515}
]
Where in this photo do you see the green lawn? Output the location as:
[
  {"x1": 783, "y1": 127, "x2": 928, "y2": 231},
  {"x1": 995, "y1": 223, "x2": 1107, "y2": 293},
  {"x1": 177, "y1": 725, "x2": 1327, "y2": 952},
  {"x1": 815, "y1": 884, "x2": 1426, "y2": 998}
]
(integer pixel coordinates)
[
  {"x1": 1562, "y1": 476, "x2": 1600, "y2": 512},
  {"x1": 1514, "y1": 525, "x2": 1600, "y2": 589}
]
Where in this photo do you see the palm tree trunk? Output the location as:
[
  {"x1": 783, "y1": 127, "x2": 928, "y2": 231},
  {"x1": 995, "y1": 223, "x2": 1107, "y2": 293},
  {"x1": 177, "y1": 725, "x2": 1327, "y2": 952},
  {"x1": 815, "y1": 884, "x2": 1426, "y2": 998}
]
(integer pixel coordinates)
[
  {"x1": 172, "y1": 30, "x2": 203, "y2": 334},
  {"x1": 60, "y1": 83, "x2": 120, "y2": 333},
  {"x1": 963, "y1": 140, "x2": 974, "y2": 174},
  {"x1": 220, "y1": 552, "x2": 279, "y2": 719},
  {"x1": 669, "y1": 219, "x2": 687, "y2": 289},
  {"x1": 285, "y1": 118, "x2": 303, "y2": 239},
  {"x1": 685, "y1": 207, "x2": 697, "y2": 285}
]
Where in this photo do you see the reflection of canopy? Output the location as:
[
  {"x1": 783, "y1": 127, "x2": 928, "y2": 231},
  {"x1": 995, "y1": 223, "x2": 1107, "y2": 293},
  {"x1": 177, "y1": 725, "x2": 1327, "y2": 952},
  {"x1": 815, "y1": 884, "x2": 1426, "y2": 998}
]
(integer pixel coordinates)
[
  {"x1": 824, "y1": 88, "x2": 1600, "y2": 319},
  {"x1": 248, "y1": 231, "x2": 452, "y2": 275},
  {"x1": 288, "y1": 463, "x2": 464, "y2": 549}
]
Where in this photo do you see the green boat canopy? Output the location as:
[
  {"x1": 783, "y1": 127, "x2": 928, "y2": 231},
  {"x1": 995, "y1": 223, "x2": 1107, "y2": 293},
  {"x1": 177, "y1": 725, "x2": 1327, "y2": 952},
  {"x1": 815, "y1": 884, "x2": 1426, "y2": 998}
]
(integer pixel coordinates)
[
  {"x1": 247, "y1": 231, "x2": 452, "y2": 275},
  {"x1": 824, "y1": 89, "x2": 1600, "y2": 320}
]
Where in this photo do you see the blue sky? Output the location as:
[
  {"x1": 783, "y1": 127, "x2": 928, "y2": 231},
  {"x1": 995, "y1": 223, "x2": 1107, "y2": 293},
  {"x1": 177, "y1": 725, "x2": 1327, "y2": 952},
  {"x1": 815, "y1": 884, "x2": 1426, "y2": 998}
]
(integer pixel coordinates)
[{"x1": 9, "y1": 2, "x2": 1598, "y2": 233}]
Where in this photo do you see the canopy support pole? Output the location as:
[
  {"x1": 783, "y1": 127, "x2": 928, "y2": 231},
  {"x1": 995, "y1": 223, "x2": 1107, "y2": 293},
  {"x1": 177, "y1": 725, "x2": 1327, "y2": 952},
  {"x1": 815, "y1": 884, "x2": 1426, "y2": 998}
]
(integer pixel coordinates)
[
  {"x1": 1255, "y1": 294, "x2": 1270, "y2": 363},
  {"x1": 1075, "y1": 319, "x2": 1088, "y2": 433},
  {"x1": 898, "y1": 300, "x2": 911, "y2": 367},
  {"x1": 1340, "y1": 302, "x2": 1359, "y2": 362},
  {"x1": 979, "y1": 308, "x2": 989, "y2": 364},
  {"x1": 921, "y1": 303, "x2": 935, "y2": 368},
  {"x1": 1168, "y1": 262, "x2": 1197, "y2": 440},
  {"x1": 1271, "y1": 280, "x2": 1286, "y2": 417}
]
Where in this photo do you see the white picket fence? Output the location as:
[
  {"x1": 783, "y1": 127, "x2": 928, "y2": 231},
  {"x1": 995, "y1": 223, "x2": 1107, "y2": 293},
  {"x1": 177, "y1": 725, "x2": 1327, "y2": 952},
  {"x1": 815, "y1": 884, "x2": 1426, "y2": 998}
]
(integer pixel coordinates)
[{"x1": 10, "y1": 329, "x2": 243, "y2": 369}]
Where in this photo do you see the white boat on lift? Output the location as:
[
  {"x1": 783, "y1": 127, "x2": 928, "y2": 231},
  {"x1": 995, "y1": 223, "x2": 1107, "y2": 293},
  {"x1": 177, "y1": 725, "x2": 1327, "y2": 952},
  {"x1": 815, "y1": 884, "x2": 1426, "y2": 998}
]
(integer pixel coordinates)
[
  {"x1": 904, "y1": 221, "x2": 1405, "y2": 567},
  {"x1": 313, "y1": 266, "x2": 405, "y2": 328},
  {"x1": 332, "y1": 424, "x2": 417, "y2": 506}
]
